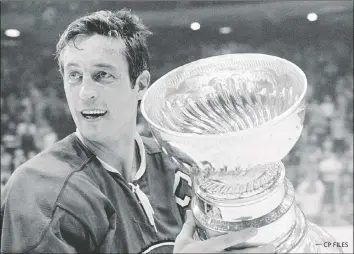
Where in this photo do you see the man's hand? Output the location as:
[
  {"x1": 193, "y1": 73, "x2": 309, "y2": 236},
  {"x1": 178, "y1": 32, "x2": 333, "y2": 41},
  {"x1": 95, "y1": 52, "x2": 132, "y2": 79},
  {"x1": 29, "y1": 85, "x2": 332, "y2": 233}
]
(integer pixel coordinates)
[{"x1": 174, "y1": 210, "x2": 275, "y2": 253}]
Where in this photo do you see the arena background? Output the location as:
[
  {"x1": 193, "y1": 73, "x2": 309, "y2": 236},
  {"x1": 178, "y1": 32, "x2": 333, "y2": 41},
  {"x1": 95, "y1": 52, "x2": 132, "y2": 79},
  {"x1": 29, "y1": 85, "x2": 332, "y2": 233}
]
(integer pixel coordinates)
[{"x1": 1, "y1": 1, "x2": 353, "y2": 252}]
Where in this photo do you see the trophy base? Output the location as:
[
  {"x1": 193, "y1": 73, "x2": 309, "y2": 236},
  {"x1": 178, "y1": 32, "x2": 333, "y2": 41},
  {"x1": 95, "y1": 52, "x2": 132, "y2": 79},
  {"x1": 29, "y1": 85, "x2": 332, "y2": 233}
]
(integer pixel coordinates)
[
  {"x1": 191, "y1": 167, "x2": 343, "y2": 253},
  {"x1": 193, "y1": 206, "x2": 343, "y2": 253}
]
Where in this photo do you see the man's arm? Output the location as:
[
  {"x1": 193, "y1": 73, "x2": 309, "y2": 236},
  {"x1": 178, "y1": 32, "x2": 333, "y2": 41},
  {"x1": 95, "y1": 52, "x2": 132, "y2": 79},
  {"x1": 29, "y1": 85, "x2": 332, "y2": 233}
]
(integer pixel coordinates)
[
  {"x1": 1, "y1": 202, "x2": 96, "y2": 253},
  {"x1": 0, "y1": 167, "x2": 111, "y2": 253}
]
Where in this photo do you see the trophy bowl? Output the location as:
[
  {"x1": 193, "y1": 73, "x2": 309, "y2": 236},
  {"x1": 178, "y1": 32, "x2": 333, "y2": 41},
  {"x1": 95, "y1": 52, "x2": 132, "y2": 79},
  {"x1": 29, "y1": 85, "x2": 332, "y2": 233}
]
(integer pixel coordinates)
[
  {"x1": 141, "y1": 54, "x2": 306, "y2": 195},
  {"x1": 141, "y1": 54, "x2": 342, "y2": 253}
]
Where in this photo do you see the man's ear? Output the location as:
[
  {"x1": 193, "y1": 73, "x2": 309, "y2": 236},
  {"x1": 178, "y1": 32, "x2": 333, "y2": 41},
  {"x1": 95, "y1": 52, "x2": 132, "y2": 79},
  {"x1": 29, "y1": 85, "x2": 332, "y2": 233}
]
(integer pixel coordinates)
[{"x1": 135, "y1": 70, "x2": 150, "y2": 100}]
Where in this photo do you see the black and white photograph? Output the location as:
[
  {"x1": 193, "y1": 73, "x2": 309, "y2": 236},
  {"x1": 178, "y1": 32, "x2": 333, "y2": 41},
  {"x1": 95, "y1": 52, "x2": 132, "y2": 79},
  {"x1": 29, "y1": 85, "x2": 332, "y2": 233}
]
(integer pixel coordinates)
[{"x1": 1, "y1": 1, "x2": 353, "y2": 253}]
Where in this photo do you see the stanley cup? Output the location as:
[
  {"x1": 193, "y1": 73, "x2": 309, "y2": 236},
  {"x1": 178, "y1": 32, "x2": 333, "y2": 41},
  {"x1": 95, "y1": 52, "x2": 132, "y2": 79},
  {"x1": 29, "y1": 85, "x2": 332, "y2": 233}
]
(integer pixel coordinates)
[{"x1": 141, "y1": 54, "x2": 343, "y2": 253}]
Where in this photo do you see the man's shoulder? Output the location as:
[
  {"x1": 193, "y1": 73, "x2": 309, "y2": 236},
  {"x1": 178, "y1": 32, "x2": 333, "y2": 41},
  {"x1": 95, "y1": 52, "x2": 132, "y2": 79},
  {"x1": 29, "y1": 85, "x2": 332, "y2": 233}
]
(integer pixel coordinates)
[
  {"x1": 1, "y1": 133, "x2": 94, "y2": 214},
  {"x1": 0, "y1": 134, "x2": 107, "y2": 253},
  {"x1": 10, "y1": 133, "x2": 91, "y2": 177},
  {"x1": 33, "y1": 133, "x2": 94, "y2": 169}
]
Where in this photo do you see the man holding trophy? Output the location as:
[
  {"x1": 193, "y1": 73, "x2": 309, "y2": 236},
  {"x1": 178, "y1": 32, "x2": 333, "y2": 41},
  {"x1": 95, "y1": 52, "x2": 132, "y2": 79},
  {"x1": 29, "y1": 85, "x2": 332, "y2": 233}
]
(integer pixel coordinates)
[
  {"x1": 141, "y1": 53, "x2": 343, "y2": 253},
  {"x1": 1, "y1": 8, "x2": 342, "y2": 254}
]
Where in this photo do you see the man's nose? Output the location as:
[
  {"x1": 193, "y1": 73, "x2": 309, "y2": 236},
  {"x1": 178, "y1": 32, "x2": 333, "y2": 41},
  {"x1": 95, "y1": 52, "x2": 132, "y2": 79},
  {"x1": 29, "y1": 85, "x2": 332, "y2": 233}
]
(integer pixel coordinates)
[{"x1": 79, "y1": 80, "x2": 97, "y2": 101}]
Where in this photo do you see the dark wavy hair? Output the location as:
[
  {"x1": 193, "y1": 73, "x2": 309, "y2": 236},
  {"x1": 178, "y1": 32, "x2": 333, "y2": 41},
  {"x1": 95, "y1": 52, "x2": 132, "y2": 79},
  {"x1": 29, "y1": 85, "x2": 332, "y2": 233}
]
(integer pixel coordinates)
[{"x1": 56, "y1": 9, "x2": 152, "y2": 87}]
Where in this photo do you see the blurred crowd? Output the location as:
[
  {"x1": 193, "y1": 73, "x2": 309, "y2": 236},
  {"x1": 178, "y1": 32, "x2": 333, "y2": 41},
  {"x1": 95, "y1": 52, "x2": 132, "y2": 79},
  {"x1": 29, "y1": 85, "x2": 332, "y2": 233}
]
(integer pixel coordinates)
[
  {"x1": 1, "y1": 33, "x2": 353, "y2": 227},
  {"x1": 1, "y1": 84, "x2": 74, "y2": 185}
]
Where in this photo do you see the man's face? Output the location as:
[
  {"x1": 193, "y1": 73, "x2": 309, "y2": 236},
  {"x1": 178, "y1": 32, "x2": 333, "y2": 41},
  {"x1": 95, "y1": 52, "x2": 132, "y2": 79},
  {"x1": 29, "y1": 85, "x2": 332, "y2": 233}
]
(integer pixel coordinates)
[{"x1": 61, "y1": 34, "x2": 139, "y2": 142}]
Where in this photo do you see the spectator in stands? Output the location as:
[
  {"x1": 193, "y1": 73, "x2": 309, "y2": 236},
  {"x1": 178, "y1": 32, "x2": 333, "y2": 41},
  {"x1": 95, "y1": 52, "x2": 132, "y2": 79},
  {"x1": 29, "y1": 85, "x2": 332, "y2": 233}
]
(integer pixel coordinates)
[
  {"x1": 28, "y1": 85, "x2": 48, "y2": 126},
  {"x1": 307, "y1": 133, "x2": 320, "y2": 146},
  {"x1": 16, "y1": 107, "x2": 37, "y2": 155},
  {"x1": 321, "y1": 204, "x2": 336, "y2": 226},
  {"x1": 4, "y1": 93, "x2": 20, "y2": 121},
  {"x1": 12, "y1": 148, "x2": 27, "y2": 170},
  {"x1": 341, "y1": 192, "x2": 353, "y2": 224},
  {"x1": 0, "y1": 96, "x2": 3, "y2": 112},
  {"x1": 337, "y1": 166, "x2": 353, "y2": 225},
  {"x1": 1, "y1": 121, "x2": 20, "y2": 155},
  {"x1": 335, "y1": 93, "x2": 349, "y2": 120},
  {"x1": 319, "y1": 138, "x2": 343, "y2": 182},
  {"x1": 345, "y1": 147, "x2": 353, "y2": 174},
  {"x1": 307, "y1": 101, "x2": 328, "y2": 128},
  {"x1": 1, "y1": 144, "x2": 13, "y2": 177},
  {"x1": 34, "y1": 118, "x2": 58, "y2": 151},
  {"x1": 330, "y1": 115, "x2": 348, "y2": 154},
  {"x1": 319, "y1": 95, "x2": 335, "y2": 120},
  {"x1": 1, "y1": 108, "x2": 10, "y2": 135},
  {"x1": 323, "y1": 62, "x2": 339, "y2": 78},
  {"x1": 18, "y1": 96, "x2": 34, "y2": 123},
  {"x1": 319, "y1": 138, "x2": 344, "y2": 224},
  {"x1": 296, "y1": 169, "x2": 325, "y2": 224},
  {"x1": 0, "y1": 147, "x2": 11, "y2": 196}
]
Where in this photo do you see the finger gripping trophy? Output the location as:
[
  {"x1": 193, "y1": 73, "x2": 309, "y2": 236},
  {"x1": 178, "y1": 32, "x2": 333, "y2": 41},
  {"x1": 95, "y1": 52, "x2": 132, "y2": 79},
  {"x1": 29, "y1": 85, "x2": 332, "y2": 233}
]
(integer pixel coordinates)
[{"x1": 141, "y1": 54, "x2": 342, "y2": 253}]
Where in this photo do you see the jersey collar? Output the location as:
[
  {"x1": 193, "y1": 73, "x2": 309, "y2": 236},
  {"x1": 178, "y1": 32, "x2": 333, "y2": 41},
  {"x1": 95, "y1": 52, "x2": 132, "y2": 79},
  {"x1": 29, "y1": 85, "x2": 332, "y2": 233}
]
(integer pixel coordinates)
[{"x1": 75, "y1": 129, "x2": 146, "y2": 182}]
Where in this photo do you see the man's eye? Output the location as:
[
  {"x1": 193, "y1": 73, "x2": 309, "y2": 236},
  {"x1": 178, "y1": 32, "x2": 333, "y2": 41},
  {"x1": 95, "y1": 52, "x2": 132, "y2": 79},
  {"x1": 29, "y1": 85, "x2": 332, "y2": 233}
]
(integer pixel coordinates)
[
  {"x1": 95, "y1": 71, "x2": 113, "y2": 81},
  {"x1": 68, "y1": 71, "x2": 81, "y2": 80}
]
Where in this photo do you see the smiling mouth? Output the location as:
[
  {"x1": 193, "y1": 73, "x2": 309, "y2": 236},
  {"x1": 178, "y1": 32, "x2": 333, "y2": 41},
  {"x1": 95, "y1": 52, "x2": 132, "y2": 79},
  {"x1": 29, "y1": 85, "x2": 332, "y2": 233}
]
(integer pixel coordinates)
[{"x1": 81, "y1": 109, "x2": 107, "y2": 119}]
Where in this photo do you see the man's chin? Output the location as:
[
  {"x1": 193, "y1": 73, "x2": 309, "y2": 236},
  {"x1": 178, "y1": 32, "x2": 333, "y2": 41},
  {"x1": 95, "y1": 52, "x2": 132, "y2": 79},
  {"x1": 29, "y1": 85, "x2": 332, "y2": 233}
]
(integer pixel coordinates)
[{"x1": 78, "y1": 128, "x2": 106, "y2": 142}]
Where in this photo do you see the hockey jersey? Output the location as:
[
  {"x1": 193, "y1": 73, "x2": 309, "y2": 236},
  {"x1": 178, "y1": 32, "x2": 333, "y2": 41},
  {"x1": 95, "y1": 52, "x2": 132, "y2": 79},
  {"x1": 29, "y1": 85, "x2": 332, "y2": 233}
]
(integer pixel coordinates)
[{"x1": 1, "y1": 133, "x2": 192, "y2": 253}]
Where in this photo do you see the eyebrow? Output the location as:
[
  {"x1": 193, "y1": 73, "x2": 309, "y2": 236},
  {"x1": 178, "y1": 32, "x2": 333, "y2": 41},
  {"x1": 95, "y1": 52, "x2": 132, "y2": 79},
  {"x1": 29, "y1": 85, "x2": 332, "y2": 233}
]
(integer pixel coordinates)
[
  {"x1": 93, "y1": 63, "x2": 116, "y2": 70},
  {"x1": 64, "y1": 63, "x2": 117, "y2": 70},
  {"x1": 64, "y1": 63, "x2": 80, "y2": 69}
]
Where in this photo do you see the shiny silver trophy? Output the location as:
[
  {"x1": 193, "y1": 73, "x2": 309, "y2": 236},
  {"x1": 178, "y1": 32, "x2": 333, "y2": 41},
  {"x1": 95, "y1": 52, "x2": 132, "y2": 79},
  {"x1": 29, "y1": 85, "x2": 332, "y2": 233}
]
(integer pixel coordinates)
[{"x1": 141, "y1": 54, "x2": 343, "y2": 253}]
